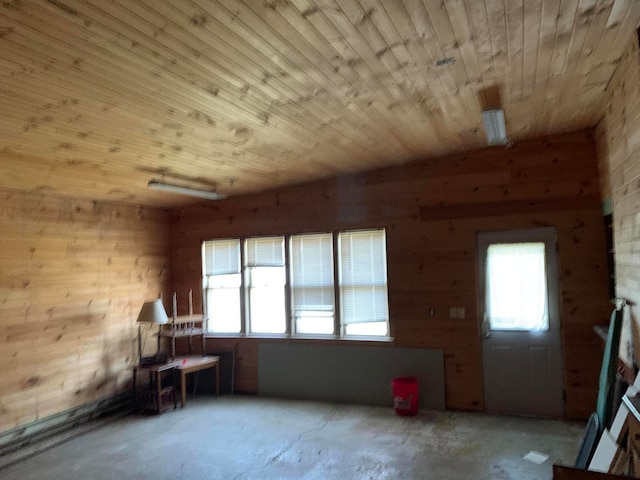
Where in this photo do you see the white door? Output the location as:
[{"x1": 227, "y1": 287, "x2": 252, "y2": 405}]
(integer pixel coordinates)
[{"x1": 478, "y1": 228, "x2": 564, "y2": 417}]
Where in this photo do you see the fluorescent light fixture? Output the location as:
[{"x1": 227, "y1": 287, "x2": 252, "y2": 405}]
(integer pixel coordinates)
[
  {"x1": 147, "y1": 179, "x2": 226, "y2": 200},
  {"x1": 481, "y1": 109, "x2": 509, "y2": 146}
]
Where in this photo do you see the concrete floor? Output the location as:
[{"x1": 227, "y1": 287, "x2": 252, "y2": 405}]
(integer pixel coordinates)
[{"x1": 1, "y1": 396, "x2": 584, "y2": 480}]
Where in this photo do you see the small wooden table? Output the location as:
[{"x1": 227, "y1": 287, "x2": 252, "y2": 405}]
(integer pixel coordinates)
[
  {"x1": 175, "y1": 356, "x2": 220, "y2": 407},
  {"x1": 132, "y1": 362, "x2": 179, "y2": 413}
]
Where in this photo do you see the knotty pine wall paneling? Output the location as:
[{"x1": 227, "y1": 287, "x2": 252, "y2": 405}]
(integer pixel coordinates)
[
  {"x1": 597, "y1": 30, "x2": 640, "y2": 369},
  {"x1": 171, "y1": 130, "x2": 610, "y2": 419},
  {"x1": 0, "y1": 190, "x2": 170, "y2": 433}
]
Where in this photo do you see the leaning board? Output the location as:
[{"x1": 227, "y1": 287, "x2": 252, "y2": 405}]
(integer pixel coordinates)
[{"x1": 258, "y1": 343, "x2": 445, "y2": 410}]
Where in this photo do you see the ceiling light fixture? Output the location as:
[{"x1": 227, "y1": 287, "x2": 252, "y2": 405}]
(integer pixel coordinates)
[
  {"x1": 481, "y1": 109, "x2": 509, "y2": 146},
  {"x1": 147, "y1": 179, "x2": 226, "y2": 200}
]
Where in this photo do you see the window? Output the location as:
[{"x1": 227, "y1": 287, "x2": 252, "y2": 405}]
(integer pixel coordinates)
[
  {"x1": 202, "y1": 229, "x2": 389, "y2": 339},
  {"x1": 338, "y1": 230, "x2": 389, "y2": 336},
  {"x1": 202, "y1": 239, "x2": 241, "y2": 333},
  {"x1": 245, "y1": 236, "x2": 286, "y2": 334},
  {"x1": 290, "y1": 233, "x2": 334, "y2": 335},
  {"x1": 485, "y1": 242, "x2": 548, "y2": 331}
]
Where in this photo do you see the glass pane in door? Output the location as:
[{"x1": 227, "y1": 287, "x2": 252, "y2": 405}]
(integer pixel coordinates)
[{"x1": 486, "y1": 242, "x2": 548, "y2": 331}]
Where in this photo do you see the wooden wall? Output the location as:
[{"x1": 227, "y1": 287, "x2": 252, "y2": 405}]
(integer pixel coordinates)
[
  {"x1": 0, "y1": 189, "x2": 170, "y2": 433},
  {"x1": 596, "y1": 31, "x2": 640, "y2": 368},
  {"x1": 171, "y1": 129, "x2": 611, "y2": 419}
]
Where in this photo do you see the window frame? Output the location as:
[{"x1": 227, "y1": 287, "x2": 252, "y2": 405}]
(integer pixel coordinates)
[
  {"x1": 477, "y1": 227, "x2": 560, "y2": 336},
  {"x1": 484, "y1": 241, "x2": 549, "y2": 332},
  {"x1": 244, "y1": 235, "x2": 287, "y2": 335},
  {"x1": 201, "y1": 238, "x2": 243, "y2": 334},
  {"x1": 337, "y1": 229, "x2": 390, "y2": 337},
  {"x1": 289, "y1": 232, "x2": 336, "y2": 336},
  {"x1": 201, "y1": 228, "x2": 391, "y2": 341}
]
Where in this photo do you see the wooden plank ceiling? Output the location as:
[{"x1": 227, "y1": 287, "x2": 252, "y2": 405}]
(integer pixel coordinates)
[{"x1": 0, "y1": 0, "x2": 638, "y2": 207}]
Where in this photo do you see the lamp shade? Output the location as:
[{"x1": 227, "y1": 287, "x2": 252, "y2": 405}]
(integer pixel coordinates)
[{"x1": 136, "y1": 299, "x2": 169, "y2": 325}]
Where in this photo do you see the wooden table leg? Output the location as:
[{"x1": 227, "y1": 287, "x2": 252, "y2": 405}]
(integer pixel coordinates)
[
  {"x1": 181, "y1": 370, "x2": 187, "y2": 408},
  {"x1": 215, "y1": 361, "x2": 219, "y2": 396},
  {"x1": 155, "y1": 370, "x2": 162, "y2": 413},
  {"x1": 172, "y1": 368, "x2": 178, "y2": 409},
  {"x1": 132, "y1": 367, "x2": 138, "y2": 411}
]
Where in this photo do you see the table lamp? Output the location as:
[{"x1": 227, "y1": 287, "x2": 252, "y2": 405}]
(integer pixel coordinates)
[{"x1": 136, "y1": 299, "x2": 169, "y2": 363}]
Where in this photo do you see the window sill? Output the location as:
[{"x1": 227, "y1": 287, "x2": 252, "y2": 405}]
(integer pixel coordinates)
[{"x1": 204, "y1": 333, "x2": 394, "y2": 344}]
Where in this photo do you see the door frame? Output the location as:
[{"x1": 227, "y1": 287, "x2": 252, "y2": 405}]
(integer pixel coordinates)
[{"x1": 477, "y1": 226, "x2": 565, "y2": 416}]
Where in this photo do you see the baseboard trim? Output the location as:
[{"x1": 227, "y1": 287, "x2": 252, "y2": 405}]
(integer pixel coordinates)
[{"x1": 0, "y1": 391, "x2": 133, "y2": 459}]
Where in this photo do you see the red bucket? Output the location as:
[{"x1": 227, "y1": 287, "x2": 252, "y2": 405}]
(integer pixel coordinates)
[{"x1": 391, "y1": 377, "x2": 419, "y2": 416}]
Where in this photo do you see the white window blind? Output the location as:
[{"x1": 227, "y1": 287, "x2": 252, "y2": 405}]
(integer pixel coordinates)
[
  {"x1": 203, "y1": 239, "x2": 240, "y2": 275},
  {"x1": 486, "y1": 242, "x2": 548, "y2": 331},
  {"x1": 246, "y1": 236, "x2": 284, "y2": 267},
  {"x1": 339, "y1": 230, "x2": 388, "y2": 325},
  {"x1": 290, "y1": 233, "x2": 334, "y2": 334}
]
